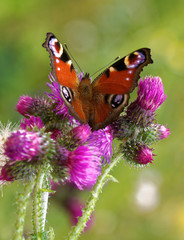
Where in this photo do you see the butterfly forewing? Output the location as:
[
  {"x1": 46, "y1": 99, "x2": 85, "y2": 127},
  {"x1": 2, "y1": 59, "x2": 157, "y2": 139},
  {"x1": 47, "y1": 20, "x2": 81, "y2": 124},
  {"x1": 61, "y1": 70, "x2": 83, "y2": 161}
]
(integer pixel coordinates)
[
  {"x1": 43, "y1": 33, "x2": 89, "y2": 122},
  {"x1": 92, "y1": 48, "x2": 152, "y2": 94},
  {"x1": 43, "y1": 33, "x2": 79, "y2": 89},
  {"x1": 90, "y1": 48, "x2": 153, "y2": 129}
]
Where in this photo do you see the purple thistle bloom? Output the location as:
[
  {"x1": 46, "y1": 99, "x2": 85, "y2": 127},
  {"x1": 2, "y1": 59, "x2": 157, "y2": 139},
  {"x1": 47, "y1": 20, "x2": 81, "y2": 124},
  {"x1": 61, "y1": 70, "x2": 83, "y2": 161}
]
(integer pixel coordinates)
[
  {"x1": 127, "y1": 76, "x2": 167, "y2": 125},
  {"x1": 64, "y1": 198, "x2": 94, "y2": 229},
  {"x1": 70, "y1": 124, "x2": 91, "y2": 145},
  {"x1": 16, "y1": 96, "x2": 34, "y2": 116},
  {"x1": 137, "y1": 76, "x2": 166, "y2": 111},
  {"x1": 20, "y1": 116, "x2": 44, "y2": 130},
  {"x1": 87, "y1": 126, "x2": 113, "y2": 164},
  {"x1": 136, "y1": 146, "x2": 154, "y2": 165},
  {"x1": 0, "y1": 162, "x2": 15, "y2": 183},
  {"x1": 50, "y1": 129, "x2": 63, "y2": 140},
  {"x1": 157, "y1": 125, "x2": 170, "y2": 140},
  {"x1": 4, "y1": 130, "x2": 42, "y2": 161},
  {"x1": 16, "y1": 95, "x2": 52, "y2": 121},
  {"x1": 45, "y1": 74, "x2": 74, "y2": 122},
  {"x1": 67, "y1": 146, "x2": 101, "y2": 190}
]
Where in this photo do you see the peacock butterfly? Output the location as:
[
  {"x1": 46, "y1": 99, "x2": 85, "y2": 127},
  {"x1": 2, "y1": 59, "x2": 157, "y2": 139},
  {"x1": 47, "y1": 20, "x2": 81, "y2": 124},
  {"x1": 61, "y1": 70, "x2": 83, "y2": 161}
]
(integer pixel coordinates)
[{"x1": 43, "y1": 33, "x2": 153, "y2": 130}]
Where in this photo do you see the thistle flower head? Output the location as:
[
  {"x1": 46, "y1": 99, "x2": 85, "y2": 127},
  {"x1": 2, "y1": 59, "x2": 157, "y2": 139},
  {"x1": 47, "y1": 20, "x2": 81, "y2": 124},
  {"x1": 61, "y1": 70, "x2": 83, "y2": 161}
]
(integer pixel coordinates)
[
  {"x1": 87, "y1": 126, "x2": 113, "y2": 164},
  {"x1": 64, "y1": 198, "x2": 93, "y2": 229},
  {"x1": 16, "y1": 96, "x2": 34, "y2": 116},
  {"x1": 50, "y1": 129, "x2": 63, "y2": 140},
  {"x1": 20, "y1": 116, "x2": 44, "y2": 130},
  {"x1": 123, "y1": 142, "x2": 155, "y2": 166},
  {"x1": 137, "y1": 76, "x2": 166, "y2": 111},
  {"x1": 157, "y1": 125, "x2": 170, "y2": 140},
  {"x1": 16, "y1": 95, "x2": 52, "y2": 125},
  {"x1": 0, "y1": 122, "x2": 15, "y2": 167},
  {"x1": 66, "y1": 198, "x2": 84, "y2": 225},
  {"x1": 0, "y1": 162, "x2": 15, "y2": 182},
  {"x1": 4, "y1": 130, "x2": 42, "y2": 161},
  {"x1": 46, "y1": 74, "x2": 74, "y2": 122},
  {"x1": 127, "y1": 76, "x2": 167, "y2": 125},
  {"x1": 70, "y1": 124, "x2": 91, "y2": 145},
  {"x1": 136, "y1": 146, "x2": 154, "y2": 165},
  {"x1": 66, "y1": 146, "x2": 101, "y2": 190}
]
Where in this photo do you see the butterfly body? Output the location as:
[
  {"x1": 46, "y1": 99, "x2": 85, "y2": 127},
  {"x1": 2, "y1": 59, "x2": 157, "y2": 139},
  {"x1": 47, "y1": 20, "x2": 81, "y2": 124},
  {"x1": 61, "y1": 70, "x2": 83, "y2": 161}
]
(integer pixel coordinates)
[{"x1": 43, "y1": 33, "x2": 153, "y2": 130}]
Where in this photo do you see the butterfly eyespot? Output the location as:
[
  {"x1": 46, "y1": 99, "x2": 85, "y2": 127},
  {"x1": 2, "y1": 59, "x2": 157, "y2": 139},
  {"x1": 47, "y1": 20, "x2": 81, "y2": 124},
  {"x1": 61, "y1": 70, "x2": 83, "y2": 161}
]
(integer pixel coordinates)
[
  {"x1": 61, "y1": 86, "x2": 73, "y2": 103},
  {"x1": 111, "y1": 94, "x2": 124, "y2": 108},
  {"x1": 105, "y1": 94, "x2": 125, "y2": 109},
  {"x1": 125, "y1": 52, "x2": 146, "y2": 69},
  {"x1": 49, "y1": 38, "x2": 63, "y2": 58}
]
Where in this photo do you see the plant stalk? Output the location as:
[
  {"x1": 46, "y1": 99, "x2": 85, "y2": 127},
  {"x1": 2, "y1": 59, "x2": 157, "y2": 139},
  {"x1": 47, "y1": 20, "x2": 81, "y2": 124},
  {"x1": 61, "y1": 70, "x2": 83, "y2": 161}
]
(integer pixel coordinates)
[
  {"x1": 67, "y1": 154, "x2": 122, "y2": 240},
  {"x1": 32, "y1": 169, "x2": 49, "y2": 237},
  {"x1": 13, "y1": 179, "x2": 35, "y2": 240}
]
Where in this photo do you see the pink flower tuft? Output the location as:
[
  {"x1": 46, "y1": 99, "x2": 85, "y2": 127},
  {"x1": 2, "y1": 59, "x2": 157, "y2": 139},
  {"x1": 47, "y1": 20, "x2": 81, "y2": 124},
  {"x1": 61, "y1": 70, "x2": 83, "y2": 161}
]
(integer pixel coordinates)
[
  {"x1": 87, "y1": 126, "x2": 113, "y2": 163},
  {"x1": 0, "y1": 162, "x2": 15, "y2": 183},
  {"x1": 136, "y1": 146, "x2": 154, "y2": 165},
  {"x1": 71, "y1": 124, "x2": 91, "y2": 145},
  {"x1": 45, "y1": 74, "x2": 74, "y2": 122},
  {"x1": 4, "y1": 130, "x2": 41, "y2": 161},
  {"x1": 67, "y1": 146, "x2": 101, "y2": 190},
  {"x1": 65, "y1": 198, "x2": 94, "y2": 229},
  {"x1": 16, "y1": 96, "x2": 34, "y2": 116},
  {"x1": 158, "y1": 125, "x2": 170, "y2": 140},
  {"x1": 127, "y1": 76, "x2": 167, "y2": 125},
  {"x1": 20, "y1": 116, "x2": 44, "y2": 130}
]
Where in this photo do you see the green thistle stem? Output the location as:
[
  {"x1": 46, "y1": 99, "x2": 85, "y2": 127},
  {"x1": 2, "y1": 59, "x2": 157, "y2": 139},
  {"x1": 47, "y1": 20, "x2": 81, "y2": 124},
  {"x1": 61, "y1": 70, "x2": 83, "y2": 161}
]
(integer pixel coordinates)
[
  {"x1": 32, "y1": 169, "x2": 49, "y2": 237},
  {"x1": 42, "y1": 189, "x2": 49, "y2": 230},
  {"x1": 67, "y1": 154, "x2": 122, "y2": 240},
  {"x1": 13, "y1": 179, "x2": 35, "y2": 240}
]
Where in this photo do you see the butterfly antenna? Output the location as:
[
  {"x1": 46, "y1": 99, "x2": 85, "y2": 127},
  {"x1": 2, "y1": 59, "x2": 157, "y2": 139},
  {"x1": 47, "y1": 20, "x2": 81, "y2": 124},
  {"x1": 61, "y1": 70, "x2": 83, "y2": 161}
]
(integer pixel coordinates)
[
  {"x1": 90, "y1": 56, "x2": 120, "y2": 78},
  {"x1": 64, "y1": 43, "x2": 83, "y2": 73}
]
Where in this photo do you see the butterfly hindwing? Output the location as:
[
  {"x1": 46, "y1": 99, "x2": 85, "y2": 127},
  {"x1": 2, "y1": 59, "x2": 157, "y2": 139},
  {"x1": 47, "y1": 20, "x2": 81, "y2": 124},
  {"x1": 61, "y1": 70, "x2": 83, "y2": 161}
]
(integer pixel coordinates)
[{"x1": 90, "y1": 92, "x2": 130, "y2": 130}]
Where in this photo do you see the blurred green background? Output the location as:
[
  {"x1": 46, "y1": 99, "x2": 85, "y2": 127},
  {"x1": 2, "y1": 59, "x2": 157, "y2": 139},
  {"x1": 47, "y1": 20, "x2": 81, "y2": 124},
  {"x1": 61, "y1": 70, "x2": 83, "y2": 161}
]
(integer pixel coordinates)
[{"x1": 0, "y1": 0, "x2": 184, "y2": 239}]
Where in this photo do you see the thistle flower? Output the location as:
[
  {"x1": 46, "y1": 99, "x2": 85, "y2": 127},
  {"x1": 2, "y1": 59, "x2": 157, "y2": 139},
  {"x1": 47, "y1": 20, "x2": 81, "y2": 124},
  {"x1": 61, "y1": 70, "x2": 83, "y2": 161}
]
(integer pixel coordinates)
[
  {"x1": 51, "y1": 182, "x2": 93, "y2": 229},
  {"x1": 66, "y1": 146, "x2": 101, "y2": 190},
  {"x1": 64, "y1": 198, "x2": 93, "y2": 229},
  {"x1": 66, "y1": 198, "x2": 85, "y2": 225},
  {"x1": 123, "y1": 142, "x2": 155, "y2": 166},
  {"x1": 136, "y1": 146, "x2": 154, "y2": 164},
  {"x1": 0, "y1": 122, "x2": 15, "y2": 167},
  {"x1": 16, "y1": 95, "x2": 52, "y2": 122},
  {"x1": 127, "y1": 76, "x2": 167, "y2": 125},
  {"x1": 87, "y1": 126, "x2": 113, "y2": 164},
  {"x1": 0, "y1": 162, "x2": 15, "y2": 182},
  {"x1": 16, "y1": 96, "x2": 34, "y2": 116},
  {"x1": 70, "y1": 124, "x2": 91, "y2": 145},
  {"x1": 113, "y1": 76, "x2": 169, "y2": 167},
  {"x1": 157, "y1": 125, "x2": 170, "y2": 140},
  {"x1": 20, "y1": 116, "x2": 44, "y2": 130},
  {"x1": 46, "y1": 74, "x2": 74, "y2": 122},
  {"x1": 4, "y1": 130, "x2": 42, "y2": 161},
  {"x1": 50, "y1": 129, "x2": 63, "y2": 140}
]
